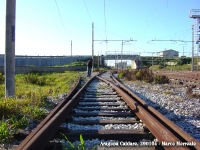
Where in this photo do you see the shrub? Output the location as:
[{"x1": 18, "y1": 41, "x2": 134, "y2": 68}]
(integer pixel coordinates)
[
  {"x1": 0, "y1": 98, "x2": 21, "y2": 118},
  {"x1": 111, "y1": 69, "x2": 118, "y2": 74},
  {"x1": 23, "y1": 73, "x2": 46, "y2": 86},
  {"x1": 36, "y1": 76, "x2": 46, "y2": 86},
  {"x1": 0, "y1": 73, "x2": 4, "y2": 84},
  {"x1": 0, "y1": 119, "x2": 13, "y2": 144},
  {"x1": 154, "y1": 75, "x2": 169, "y2": 84},
  {"x1": 125, "y1": 70, "x2": 134, "y2": 81},
  {"x1": 93, "y1": 67, "x2": 108, "y2": 72},
  {"x1": 7, "y1": 115, "x2": 29, "y2": 129},
  {"x1": 149, "y1": 65, "x2": 163, "y2": 71},
  {"x1": 135, "y1": 71, "x2": 142, "y2": 80},
  {"x1": 118, "y1": 72, "x2": 124, "y2": 79},
  {"x1": 23, "y1": 73, "x2": 38, "y2": 84},
  {"x1": 30, "y1": 106, "x2": 45, "y2": 120},
  {"x1": 117, "y1": 68, "x2": 155, "y2": 83}
]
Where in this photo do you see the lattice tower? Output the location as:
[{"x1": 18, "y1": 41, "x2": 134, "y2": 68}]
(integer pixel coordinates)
[{"x1": 190, "y1": 9, "x2": 200, "y2": 51}]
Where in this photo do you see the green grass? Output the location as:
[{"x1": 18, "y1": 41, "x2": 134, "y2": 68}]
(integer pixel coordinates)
[
  {"x1": 0, "y1": 71, "x2": 80, "y2": 144},
  {"x1": 0, "y1": 119, "x2": 13, "y2": 144},
  {"x1": 93, "y1": 67, "x2": 109, "y2": 72},
  {"x1": 63, "y1": 61, "x2": 86, "y2": 67},
  {"x1": 60, "y1": 133, "x2": 97, "y2": 150},
  {"x1": 164, "y1": 64, "x2": 192, "y2": 71},
  {"x1": 149, "y1": 64, "x2": 192, "y2": 71}
]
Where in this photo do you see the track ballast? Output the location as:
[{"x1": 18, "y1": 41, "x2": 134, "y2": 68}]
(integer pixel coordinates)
[{"x1": 16, "y1": 72, "x2": 200, "y2": 150}]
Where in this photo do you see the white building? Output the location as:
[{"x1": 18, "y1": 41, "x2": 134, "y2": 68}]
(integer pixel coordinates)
[{"x1": 157, "y1": 49, "x2": 179, "y2": 58}]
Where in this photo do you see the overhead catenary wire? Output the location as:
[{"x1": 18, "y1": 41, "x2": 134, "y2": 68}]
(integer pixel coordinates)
[
  {"x1": 159, "y1": 28, "x2": 191, "y2": 40},
  {"x1": 153, "y1": 21, "x2": 189, "y2": 38},
  {"x1": 145, "y1": 0, "x2": 191, "y2": 44},
  {"x1": 94, "y1": 27, "x2": 127, "y2": 39},
  {"x1": 103, "y1": 0, "x2": 108, "y2": 52},
  {"x1": 82, "y1": 0, "x2": 131, "y2": 45},
  {"x1": 83, "y1": 0, "x2": 93, "y2": 22},
  {"x1": 104, "y1": 0, "x2": 107, "y2": 40},
  {"x1": 144, "y1": 0, "x2": 169, "y2": 40},
  {"x1": 82, "y1": 0, "x2": 105, "y2": 40},
  {"x1": 54, "y1": 0, "x2": 68, "y2": 37}
]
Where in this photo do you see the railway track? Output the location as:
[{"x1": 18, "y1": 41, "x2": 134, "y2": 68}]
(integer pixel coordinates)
[
  {"x1": 154, "y1": 71, "x2": 200, "y2": 89},
  {"x1": 16, "y1": 72, "x2": 200, "y2": 150}
]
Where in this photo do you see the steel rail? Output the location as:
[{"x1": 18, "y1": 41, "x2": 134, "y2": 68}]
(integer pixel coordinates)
[
  {"x1": 110, "y1": 74, "x2": 200, "y2": 150},
  {"x1": 16, "y1": 73, "x2": 101, "y2": 150},
  {"x1": 16, "y1": 71, "x2": 198, "y2": 150},
  {"x1": 97, "y1": 75, "x2": 195, "y2": 150}
]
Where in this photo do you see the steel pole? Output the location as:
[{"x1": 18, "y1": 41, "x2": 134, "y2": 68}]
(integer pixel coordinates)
[
  {"x1": 121, "y1": 41, "x2": 123, "y2": 69},
  {"x1": 197, "y1": 50, "x2": 198, "y2": 71},
  {"x1": 92, "y1": 22, "x2": 94, "y2": 71},
  {"x1": 192, "y1": 24, "x2": 194, "y2": 71},
  {"x1": 5, "y1": 0, "x2": 16, "y2": 97},
  {"x1": 115, "y1": 50, "x2": 116, "y2": 68},
  {"x1": 98, "y1": 51, "x2": 99, "y2": 68},
  {"x1": 71, "y1": 40, "x2": 72, "y2": 63}
]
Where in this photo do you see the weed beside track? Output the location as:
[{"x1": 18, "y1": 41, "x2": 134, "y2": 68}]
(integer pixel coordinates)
[{"x1": 0, "y1": 71, "x2": 80, "y2": 145}]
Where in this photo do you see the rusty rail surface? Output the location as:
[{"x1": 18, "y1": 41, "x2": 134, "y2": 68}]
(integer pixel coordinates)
[
  {"x1": 16, "y1": 73, "x2": 100, "y2": 150},
  {"x1": 109, "y1": 74, "x2": 200, "y2": 150}
]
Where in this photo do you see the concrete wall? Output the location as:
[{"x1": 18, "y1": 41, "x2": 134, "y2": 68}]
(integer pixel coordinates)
[
  {"x1": 0, "y1": 66, "x2": 86, "y2": 74},
  {"x1": 166, "y1": 62, "x2": 178, "y2": 65},
  {"x1": 131, "y1": 59, "x2": 143, "y2": 69},
  {"x1": 0, "y1": 55, "x2": 91, "y2": 66}
]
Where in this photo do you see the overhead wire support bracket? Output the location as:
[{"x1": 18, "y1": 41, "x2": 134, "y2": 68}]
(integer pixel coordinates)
[
  {"x1": 147, "y1": 41, "x2": 155, "y2": 44},
  {"x1": 179, "y1": 41, "x2": 187, "y2": 45},
  {"x1": 94, "y1": 39, "x2": 137, "y2": 69},
  {"x1": 94, "y1": 39, "x2": 137, "y2": 42},
  {"x1": 150, "y1": 39, "x2": 192, "y2": 43}
]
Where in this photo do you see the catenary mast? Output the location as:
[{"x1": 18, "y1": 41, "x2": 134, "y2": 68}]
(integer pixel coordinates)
[{"x1": 5, "y1": 0, "x2": 16, "y2": 97}]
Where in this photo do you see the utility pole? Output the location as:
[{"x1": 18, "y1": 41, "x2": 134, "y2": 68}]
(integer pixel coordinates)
[
  {"x1": 197, "y1": 50, "x2": 199, "y2": 70},
  {"x1": 115, "y1": 50, "x2": 116, "y2": 69},
  {"x1": 5, "y1": 0, "x2": 16, "y2": 97},
  {"x1": 71, "y1": 40, "x2": 72, "y2": 63},
  {"x1": 121, "y1": 40, "x2": 129, "y2": 69},
  {"x1": 92, "y1": 22, "x2": 94, "y2": 71},
  {"x1": 100, "y1": 49, "x2": 102, "y2": 67},
  {"x1": 192, "y1": 24, "x2": 194, "y2": 71},
  {"x1": 117, "y1": 54, "x2": 119, "y2": 70},
  {"x1": 121, "y1": 41, "x2": 123, "y2": 68},
  {"x1": 98, "y1": 51, "x2": 99, "y2": 68},
  {"x1": 152, "y1": 52, "x2": 154, "y2": 66}
]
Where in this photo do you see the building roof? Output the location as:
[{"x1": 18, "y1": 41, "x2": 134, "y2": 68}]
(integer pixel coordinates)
[{"x1": 157, "y1": 49, "x2": 178, "y2": 53}]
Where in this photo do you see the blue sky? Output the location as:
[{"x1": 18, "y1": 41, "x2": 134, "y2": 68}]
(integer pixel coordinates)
[{"x1": 0, "y1": 0, "x2": 199, "y2": 57}]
